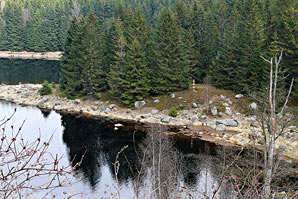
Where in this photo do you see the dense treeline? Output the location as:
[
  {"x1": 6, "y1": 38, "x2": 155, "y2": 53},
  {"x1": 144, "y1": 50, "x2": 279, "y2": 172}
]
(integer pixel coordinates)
[{"x1": 0, "y1": 0, "x2": 297, "y2": 105}]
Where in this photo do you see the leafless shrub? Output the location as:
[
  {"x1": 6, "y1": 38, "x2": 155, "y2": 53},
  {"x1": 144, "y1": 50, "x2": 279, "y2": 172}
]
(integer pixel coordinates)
[
  {"x1": 0, "y1": 108, "x2": 84, "y2": 199},
  {"x1": 137, "y1": 124, "x2": 182, "y2": 199}
]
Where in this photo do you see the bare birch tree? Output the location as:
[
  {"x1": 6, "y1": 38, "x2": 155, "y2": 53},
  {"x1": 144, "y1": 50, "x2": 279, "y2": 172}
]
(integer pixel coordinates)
[{"x1": 259, "y1": 52, "x2": 294, "y2": 198}]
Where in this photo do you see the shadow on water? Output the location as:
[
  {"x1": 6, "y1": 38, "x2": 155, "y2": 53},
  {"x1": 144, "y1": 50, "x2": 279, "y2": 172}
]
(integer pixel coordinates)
[
  {"x1": 0, "y1": 58, "x2": 60, "y2": 84},
  {"x1": 61, "y1": 114, "x2": 146, "y2": 189}
]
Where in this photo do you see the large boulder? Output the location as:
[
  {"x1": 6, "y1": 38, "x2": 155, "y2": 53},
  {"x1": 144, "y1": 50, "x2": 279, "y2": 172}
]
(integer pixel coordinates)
[
  {"x1": 216, "y1": 119, "x2": 238, "y2": 127},
  {"x1": 135, "y1": 101, "x2": 146, "y2": 109},
  {"x1": 141, "y1": 114, "x2": 151, "y2": 119},
  {"x1": 161, "y1": 117, "x2": 171, "y2": 123},
  {"x1": 216, "y1": 124, "x2": 226, "y2": 131},
  {"x1": 249, "y1": 102, "x2": 257, "y2": 110},
  {"x1": 152, "y1": 109, "x2": 159, "y2": 115},
  {"x1": 210, "y1": 105, "x2": 217, "y2": 116}
]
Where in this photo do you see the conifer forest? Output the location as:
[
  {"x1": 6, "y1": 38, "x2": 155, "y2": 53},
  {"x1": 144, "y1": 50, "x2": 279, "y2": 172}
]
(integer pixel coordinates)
[{"x1": 0, "y1": 0, "x2": 297, "y2": 106}]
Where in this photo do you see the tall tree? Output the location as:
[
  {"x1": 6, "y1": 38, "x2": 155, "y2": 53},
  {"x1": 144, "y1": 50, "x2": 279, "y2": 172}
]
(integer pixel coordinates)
[
  {"x1": 150, "y1": 9, "x2": 189, "y2": 95},
  {"x1": 59, "y1": 17, "x2": 85, "y2": 98},
  {"x1": 80, "y1": 13, "x2": 107, "y2": 96},
  {"x1": 108, "y1": 18, "x2": 127, "y2": 98}
]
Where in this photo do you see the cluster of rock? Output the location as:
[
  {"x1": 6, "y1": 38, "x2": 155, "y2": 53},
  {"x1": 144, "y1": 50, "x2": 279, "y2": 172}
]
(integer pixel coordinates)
[{"x1": 1, "y1": 84, "x2": 297, "y2": 160}]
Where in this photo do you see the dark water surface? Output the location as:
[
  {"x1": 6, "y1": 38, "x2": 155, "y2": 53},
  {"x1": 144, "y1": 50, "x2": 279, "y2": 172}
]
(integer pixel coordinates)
[
  {"x1": 0, "y1": 58, "x2": 60, "y2": 84},
  {"x1": 0, "y1": 101, "x2": 225, "y2": 198}
]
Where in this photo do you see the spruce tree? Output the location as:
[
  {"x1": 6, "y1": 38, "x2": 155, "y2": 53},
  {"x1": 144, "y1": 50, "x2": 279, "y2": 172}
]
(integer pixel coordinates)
[
  {"x1": 120, "y1": 38, "x2": 149, "y2": 106},
  {"x1": 150, "y1": 9, "x2": 189, "y2": 95},
  {"x1": 59, "y1": 17, "x2": 85, "y2": 99},
  {"x1": 80, "y1": 13, "x2": 107, "y2": 97},
  {"x1": 108, "y1": 18, "x2": 127, "y2": 98}
]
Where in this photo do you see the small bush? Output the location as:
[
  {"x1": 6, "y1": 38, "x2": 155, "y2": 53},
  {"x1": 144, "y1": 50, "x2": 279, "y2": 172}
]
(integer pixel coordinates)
[
  {"x1": 179, "y1": 104, "x2": 185, "y2": 110},
  {"x1": 39, "y1": 81, "x2": 52, "y2": 96},
  {"x1": 169, "y1": 107, "x2": 178, "y2": 117}
]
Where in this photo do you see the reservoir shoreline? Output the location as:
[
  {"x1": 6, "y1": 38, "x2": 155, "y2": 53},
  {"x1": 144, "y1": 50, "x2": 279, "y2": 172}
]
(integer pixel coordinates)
[
  {"x1": 0, "y1": 51, "x2": 61, "y2": 60},
  {"x1": 0, "y1": 83, "x2": 297, "y2": 162}
]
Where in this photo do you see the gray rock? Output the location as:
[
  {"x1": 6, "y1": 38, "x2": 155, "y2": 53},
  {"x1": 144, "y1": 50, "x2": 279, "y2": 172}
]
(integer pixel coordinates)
[
  {"x1": 135, "y1": 101, "x2": 146, "y2": 109},
  {"x1": 207, "y1": 121, "x2": 215, "y2": 127},
  {"x1": 189, "y1": 116, "x2": 197, "y2": 123},
  {"x1": 216, "y1": 119, "x2": 238, "y2": 127},
  {"x1": 192, "y1": 103, "x2": 198, "y2": 108},
  {"x1": 185, "y1": 121, "x2": 193, "y2": 125},
  {"x1": 223, "y1": 102, "x2": 229, "y2": 107},
  {"x1": 235, "y1": 112, "x2": 241, "y2": 116},
  {"x1": 279, "y1": 145, "x2": 288, "y2": 152},
  {"x1": 225, "y1": 107, "x2": 232, "y2": 116},
  {"x1": 216, "y1": 124, "x2": 226, "y2": 131},
  {"x1": 87, "y1": 108, "x2": 91, "y2": 112},
  {"x1": 220, "y1": 95, "x2": 226, "y2": 100},
  {"x1": 37, "y1": 98, "x2": 49, "y2": 106},
  {"x1": 79, "y1": 109, "x2": 83, "y2": 113},
  {"x1": 0, "y1": 96, "x2": 4, "y2": 100},
  {"x1": 247, "y1": 116, "x2": 257, "y2": 121},
  {"x1": 109, "y1": 104, "x2": 116, "y2": 109},
  {"x1": 74, "y1": 99, "x2": 81, "y2": 104},
  {"x1": 131, "y1": 113, "x2": 136, "y2": 119},
  {"x1": 105, "y1": 108, "x2": 111, "y2": 114},
  {"x1": 161, "y1": 117, "x2": 171, "y2": 123},
  {"x1": 95, "y1": 101, "x2": 103, "y2": 105},
  {"x1": 152, "y1": 109, "x2": 159, "y2": 115},
  {"x1": 154, "y1": 99, "x2": 160, "y2": 103},
  {"x1": 200, "y1": 115, "x2": 207, "y2": 120},
  {"x1": 141, "y1": 114, "x2": 151, "y2": 119},
  {"x1": 182, "y1": 110, "x2": 189, "y2": 118},
  {"x1": 170, "y1": 94, "x2": 176, "y2": 99},
  {"x1": 249, "y1": 102, "x2": 257, "y2": 110},
  {"x1": 91, "y1": 106, "x2": 98, "y2": 111},
  {"x1": 178, "y1": 96, "x2": 183, "y2": 100},
  {"x1": 100, "y1": 106, "x2": 106, "y2": 112},
  {"x1": 210, "y1": 105, "x2": 218, "y2": 116},
  {"x1": 148, "y1": 119, "x2": 157, "y2": 124},
  {"x1": 235, "y1": 94, "x2": 244, "y2": 99},
  {"x1": 54, "y1": 101, "x2": 61, "y2": 106}
]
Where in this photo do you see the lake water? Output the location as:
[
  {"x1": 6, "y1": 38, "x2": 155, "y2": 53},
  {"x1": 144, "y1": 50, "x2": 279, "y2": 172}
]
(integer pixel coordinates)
[
  {"x1": 0, "y1": 59, "x2": 262, "y2": 198},
  {"x1": 0, "y1": 58, "x2": 60, "y2": 84}
]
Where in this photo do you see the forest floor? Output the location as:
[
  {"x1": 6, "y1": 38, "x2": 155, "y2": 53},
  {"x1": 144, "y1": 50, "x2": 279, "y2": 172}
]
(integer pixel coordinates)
[
  {"x1": 0, "y1": 83, "x2": 297, "y2": 165},
  {"x1": 0, "y1": 51, "x2": 61, "y2": 60}
]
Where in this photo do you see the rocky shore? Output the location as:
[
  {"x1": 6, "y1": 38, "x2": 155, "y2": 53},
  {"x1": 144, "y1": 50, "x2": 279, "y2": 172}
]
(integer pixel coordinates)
[
  {"x1": 0, "y1": 51, "x2": 61, "y2": 60},
  {"x1": 0, "y1": 83, "x2": 297, "y2": 162}
]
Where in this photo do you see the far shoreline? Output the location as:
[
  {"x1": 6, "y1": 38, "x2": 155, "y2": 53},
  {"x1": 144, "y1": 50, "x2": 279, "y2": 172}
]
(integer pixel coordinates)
[{"x1": 0, "y1": 51, "x2": 61, "y2": 60}]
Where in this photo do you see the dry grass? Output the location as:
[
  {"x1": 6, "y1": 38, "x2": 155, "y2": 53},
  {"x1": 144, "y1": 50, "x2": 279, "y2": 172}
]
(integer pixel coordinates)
[{"x1": 146, "y1": 84, "x2": 250, "y2": 114}]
